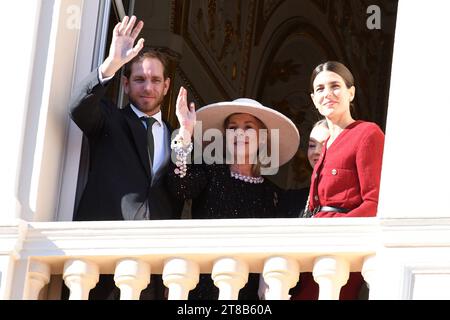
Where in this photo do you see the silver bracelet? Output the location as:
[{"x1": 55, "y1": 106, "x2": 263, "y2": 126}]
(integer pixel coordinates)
[{"x1": 171, "y1": 135, "x2": 193, "y2": 178}]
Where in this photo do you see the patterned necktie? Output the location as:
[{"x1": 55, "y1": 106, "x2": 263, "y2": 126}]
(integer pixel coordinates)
[{"x1": 141, "y1": 117, "x2": 157, "y2": 165}]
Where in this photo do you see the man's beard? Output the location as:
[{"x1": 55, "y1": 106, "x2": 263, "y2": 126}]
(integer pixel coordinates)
[{"x1": 130, "y1": 94, "x2": 165, "y2": 114}]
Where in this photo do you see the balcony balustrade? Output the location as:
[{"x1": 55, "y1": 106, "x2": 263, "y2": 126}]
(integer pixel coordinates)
[{"x1": 2, "y1": 218, "x2": 380, "y2": 300}]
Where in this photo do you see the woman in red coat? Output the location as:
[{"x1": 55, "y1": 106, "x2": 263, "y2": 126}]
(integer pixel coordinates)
[
  {"x1": 306, "y1": 61, "x2": 384, "y2": 217},
  {"x1": 292, "y1": 61, "x2": 385, "y2": 300}
]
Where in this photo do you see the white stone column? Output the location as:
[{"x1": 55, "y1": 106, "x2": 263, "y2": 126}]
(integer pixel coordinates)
[
  {"x1": 114, "y1": 258, "x2": 151, "y2": 300},
  {"x1": 23, "y1": 260, "x2": 50, "y2": 300},
  {"x1": 366, "y1": 0, "x2": 450, "y2": 300},
  {"x1": 0, "y1": 256, "x2": 13, "y2": 300},
  {"x1": 212, "y1": 257, "x2": 249, "y2": 300},
  {"x1": 361, "y1": 255, "x2": 376, "y2": 300},
  {"x1": 63, "y1": 259, "x2": 99, "y2": 300},
  {"x1": 313, "y1": 256, "x2": 349, "y2": 300},
  {"x1": 262, "y1": 256, "x2": 299, "y2": 300},
  {"x1": 0, "y1": 220, "x2": 28, "y2": 300},
  {"x1": 163, "y1": 258, "x2": 199, "y2": 300},
  {"x1": 378, "y1": 1, "x2": 450, "y2": 219},
  {"x1": 0, "y1": 3, "x2": 42, "y2": 222}
]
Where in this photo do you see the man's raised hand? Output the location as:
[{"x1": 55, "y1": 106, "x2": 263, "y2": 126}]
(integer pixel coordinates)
[{"x1": 100, "y1": 16, "x2": 144, "y2": 78}]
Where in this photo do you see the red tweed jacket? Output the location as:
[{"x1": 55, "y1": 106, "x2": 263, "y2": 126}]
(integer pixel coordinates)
[{"x1": 308, "y1": 120, "x2": 385, "y2": 217}]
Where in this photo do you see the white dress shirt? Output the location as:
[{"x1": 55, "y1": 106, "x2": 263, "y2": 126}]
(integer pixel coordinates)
[{"x1": 130, "y1": 104, "x2": 168, "y2": 176}]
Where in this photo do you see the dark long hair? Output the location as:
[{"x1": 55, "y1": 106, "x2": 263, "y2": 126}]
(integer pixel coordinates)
[
  {"x1": 310, "y1": 61, "x2": 356, "y2": 112},
  {"x1": 310, "y1": 61, "x2": 354, "y2": 91}
]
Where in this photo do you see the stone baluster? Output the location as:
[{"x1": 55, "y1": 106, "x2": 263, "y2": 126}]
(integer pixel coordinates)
[
  {"x1": 313, "y1": 256, "x2": 350, "y2": 300},
  {"x1": 63, "y1": 259, "x2": 99, "y2": 300},
  {"x1": 262, "y1": 256, "x2": 299, "y2": 300},
  {"x1": 163, "y1": 258, "x2": 199, "y2": 300},
  {"x1": 23, "y1": 260, "x2": 50, "y2": 300},
  {"x1": 212, "y1": 257, "x2": 249, "y2": 300},
  {"x1": 114, "y1": 258, "x2": 151, "y2": 300}
]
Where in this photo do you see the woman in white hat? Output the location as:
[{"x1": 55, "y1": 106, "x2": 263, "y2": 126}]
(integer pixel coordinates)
[{"x1": 167, "y1": 87, "x2": 300, "y2": 299}]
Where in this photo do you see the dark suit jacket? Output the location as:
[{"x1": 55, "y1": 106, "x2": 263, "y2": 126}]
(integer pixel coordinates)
[{"x1": 69, "y1": 69, "x2": 182, "y2": 221}]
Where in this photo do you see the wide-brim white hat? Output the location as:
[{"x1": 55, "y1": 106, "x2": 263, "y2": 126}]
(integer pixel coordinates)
[{"x1": 196, "y1": 98, "x2": 300, "y2": 167}]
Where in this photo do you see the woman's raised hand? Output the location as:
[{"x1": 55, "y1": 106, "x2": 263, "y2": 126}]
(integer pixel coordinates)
[{"x1": 176, "y1": 87, "x2": 196, "y2": 141}]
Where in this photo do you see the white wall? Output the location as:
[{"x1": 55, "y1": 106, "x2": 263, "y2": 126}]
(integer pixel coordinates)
[
  {"x1": 0, "y1": 0, "x2": 99, "y2": 223},
  {"x1": 379, "y1": 0, "x2": 450, "y2": 218},
  {"x1": 0, "y1": 3, "x2": 42, "y2": 222}
]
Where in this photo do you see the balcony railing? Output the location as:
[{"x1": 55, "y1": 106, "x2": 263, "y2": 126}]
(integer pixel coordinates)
[{"x1": 6, "y1": 218, "x2": 380, "y2": 300}]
